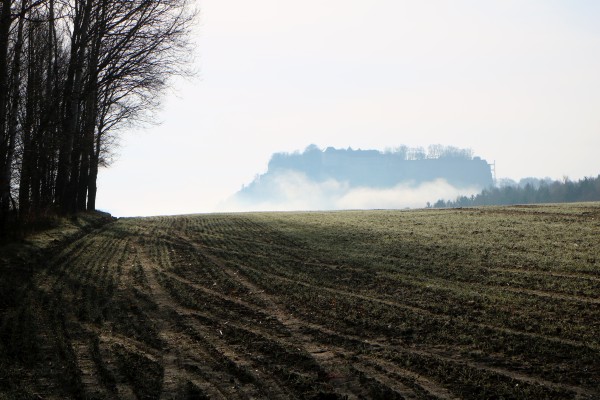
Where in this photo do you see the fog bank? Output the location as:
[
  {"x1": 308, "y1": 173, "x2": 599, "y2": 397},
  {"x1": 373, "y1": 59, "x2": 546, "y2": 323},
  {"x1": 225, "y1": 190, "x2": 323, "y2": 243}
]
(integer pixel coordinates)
[{"x1": 220, "y1": 170, "x2": 480, "y2": 212}]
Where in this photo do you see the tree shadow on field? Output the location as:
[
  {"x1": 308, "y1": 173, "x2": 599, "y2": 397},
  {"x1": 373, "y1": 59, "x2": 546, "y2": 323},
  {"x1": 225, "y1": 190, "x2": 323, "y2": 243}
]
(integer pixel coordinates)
[
  {"x1": 0, "y1": 222, "x2": 118, "y2": 397},
  {"x1": 0, "y1": 244, "x2": 80, "y2": 397}
]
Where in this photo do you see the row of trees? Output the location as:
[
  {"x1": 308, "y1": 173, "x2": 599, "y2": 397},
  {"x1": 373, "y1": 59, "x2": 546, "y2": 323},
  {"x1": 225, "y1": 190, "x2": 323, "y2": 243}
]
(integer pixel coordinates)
[
  {"x1": 384, "y1": 145, "x2": 474, "y2": 161},
  {"x1": 298, "y1": 144, "x2": 475, "y2": 161},
  {"x1": 0, "y1": 0, "x2": 194, "y2": 237},
  {"x1": 432, "y1": 175, "x2": 600, "y2": 208}
]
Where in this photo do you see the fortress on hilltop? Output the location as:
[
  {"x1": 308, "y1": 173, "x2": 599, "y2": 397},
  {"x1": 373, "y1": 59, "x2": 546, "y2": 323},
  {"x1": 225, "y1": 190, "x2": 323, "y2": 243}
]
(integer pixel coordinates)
[{"x1": 238, "y1": 144, "x2": 494, "y2": 202}]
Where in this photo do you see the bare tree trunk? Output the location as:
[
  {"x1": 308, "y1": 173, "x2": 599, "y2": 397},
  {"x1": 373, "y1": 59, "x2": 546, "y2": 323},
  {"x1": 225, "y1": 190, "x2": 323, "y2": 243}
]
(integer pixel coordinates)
[
  {"x1": 56, "y1": 0, "x2": 93, "y2": 213},
  {"x1": 77, "y1": 126, "x2": 90, "y2": 211},
  {"x1": 87, "y1": 158, "x2": 98, "y2": 211},
  {"x1": 39, "y1": 0, "x2": 58, "y2": 210},
  {"x1": 19, "y1": 7, "x2": 39, "y2": 219},
  {"x1": 0, "y1": 0, "x2": 14, "y2": 229}
]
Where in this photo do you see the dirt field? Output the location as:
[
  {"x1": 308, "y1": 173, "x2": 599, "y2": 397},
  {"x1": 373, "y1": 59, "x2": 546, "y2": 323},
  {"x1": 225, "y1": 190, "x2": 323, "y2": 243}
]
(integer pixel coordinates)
[{"x1": 1, "y1": 204, "x2": 599, "y2": 399}]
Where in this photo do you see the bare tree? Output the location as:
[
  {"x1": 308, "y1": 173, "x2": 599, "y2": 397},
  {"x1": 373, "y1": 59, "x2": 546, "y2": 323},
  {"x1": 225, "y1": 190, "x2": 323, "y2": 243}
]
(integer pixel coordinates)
[
  {"x1": 0, "y1": 0, "x2": 16, "y2": 230},
  {"x1": 84, "y1": 0, "x2": 196, "y2": 211},
  {"x1": 1, "y1": 0, "x2": 196, "y2": 237}
]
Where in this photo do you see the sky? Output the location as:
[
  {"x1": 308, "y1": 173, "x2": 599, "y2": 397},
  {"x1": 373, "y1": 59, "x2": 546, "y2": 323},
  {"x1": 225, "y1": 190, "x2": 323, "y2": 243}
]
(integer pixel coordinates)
[{"x1": 97, "y1": 0, "x2": 600, "y2": 217}]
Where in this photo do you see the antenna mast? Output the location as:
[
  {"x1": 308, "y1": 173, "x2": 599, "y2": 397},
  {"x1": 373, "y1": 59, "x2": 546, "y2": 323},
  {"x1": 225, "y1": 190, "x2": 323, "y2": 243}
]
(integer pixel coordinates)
[{"x1": 488, "y1": 160, "x2": 497, "y2": 186}]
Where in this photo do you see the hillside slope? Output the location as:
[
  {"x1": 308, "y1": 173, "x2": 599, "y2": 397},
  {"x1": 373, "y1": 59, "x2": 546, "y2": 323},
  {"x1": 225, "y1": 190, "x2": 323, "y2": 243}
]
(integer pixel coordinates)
[{"x1": 0, "y1": 205, "x2": 599, "y2": 399}]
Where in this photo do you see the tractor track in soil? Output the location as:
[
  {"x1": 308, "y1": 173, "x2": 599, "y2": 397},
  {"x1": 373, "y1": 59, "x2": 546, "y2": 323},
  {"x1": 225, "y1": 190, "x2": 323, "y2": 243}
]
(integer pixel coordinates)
[{"x1": 177, "y1": 233, "x2": 455, "y2": 399}]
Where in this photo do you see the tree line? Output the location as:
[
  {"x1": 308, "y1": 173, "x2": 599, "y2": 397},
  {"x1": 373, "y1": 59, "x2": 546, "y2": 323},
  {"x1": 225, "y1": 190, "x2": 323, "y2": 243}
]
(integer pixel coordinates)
[
  {"x1": 431, "y1": 175, "x2": 600, "y2": 208},
  {"x1": 0, "y1": 0, "x2": 194, "y2": 237},
  {"x1": 383, "y1": 144, "x2": 473, "y2": 161}
]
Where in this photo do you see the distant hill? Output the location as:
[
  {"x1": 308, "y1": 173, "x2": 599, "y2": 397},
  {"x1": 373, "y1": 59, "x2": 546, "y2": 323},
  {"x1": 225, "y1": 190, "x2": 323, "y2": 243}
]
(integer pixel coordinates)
[{"x1": 236, "y1": 145, "x2": 494, "y2": 207}]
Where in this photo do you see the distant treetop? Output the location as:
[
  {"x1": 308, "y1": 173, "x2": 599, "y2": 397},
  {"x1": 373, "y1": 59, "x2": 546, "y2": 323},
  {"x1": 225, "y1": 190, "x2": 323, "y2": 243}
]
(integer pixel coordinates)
[{"x1": 293, "y1": 144, "x2": 474, "y2": 161}]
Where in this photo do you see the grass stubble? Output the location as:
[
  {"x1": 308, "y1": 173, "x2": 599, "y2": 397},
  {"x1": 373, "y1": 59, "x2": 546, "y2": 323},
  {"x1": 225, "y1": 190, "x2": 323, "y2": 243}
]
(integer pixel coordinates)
[{"x1": 0, "y1": 203, "x2": 598, "y2": 399}]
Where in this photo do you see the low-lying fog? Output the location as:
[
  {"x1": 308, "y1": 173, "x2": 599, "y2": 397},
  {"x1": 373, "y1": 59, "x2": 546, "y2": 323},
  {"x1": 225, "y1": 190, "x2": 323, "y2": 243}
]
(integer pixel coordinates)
[{"x1": 220, "y1": 170, "x2": 480, "y2": 212}]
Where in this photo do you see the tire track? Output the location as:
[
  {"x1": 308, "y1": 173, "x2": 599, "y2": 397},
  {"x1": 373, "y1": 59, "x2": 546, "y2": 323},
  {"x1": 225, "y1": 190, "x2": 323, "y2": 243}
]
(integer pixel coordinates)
[
  {"x1": 132, "y1": 242, "x2": 198, "y2": 399},
  {"x1": 176, "y1": 232, "x2": 448, "y2": 399},
  {"x1": 134, "y1": 240, "x2": 296, "y2": 399},
  {"x1": 228, "y1": 261, "x2": 599, "y2": 350}
]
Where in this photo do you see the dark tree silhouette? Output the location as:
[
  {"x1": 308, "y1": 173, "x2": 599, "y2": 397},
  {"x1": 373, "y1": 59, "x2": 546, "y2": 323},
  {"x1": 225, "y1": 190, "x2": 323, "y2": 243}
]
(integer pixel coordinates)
[{"x1": 0, "y1": 0, "x2": 195, "y2": 239}]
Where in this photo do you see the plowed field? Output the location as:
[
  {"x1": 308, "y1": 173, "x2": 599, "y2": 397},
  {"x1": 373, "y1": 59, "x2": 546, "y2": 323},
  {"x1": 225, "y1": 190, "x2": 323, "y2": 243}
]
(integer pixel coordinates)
[{"x1": 1, "y1": 204, "x2": 599, "y2": 399}]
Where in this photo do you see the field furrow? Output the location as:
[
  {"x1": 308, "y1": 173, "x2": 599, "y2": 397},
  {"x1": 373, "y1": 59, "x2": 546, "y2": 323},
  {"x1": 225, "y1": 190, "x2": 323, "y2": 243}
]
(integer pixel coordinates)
[{"x1": 1, "y1": 204, "x2": 598, "y2": 399}]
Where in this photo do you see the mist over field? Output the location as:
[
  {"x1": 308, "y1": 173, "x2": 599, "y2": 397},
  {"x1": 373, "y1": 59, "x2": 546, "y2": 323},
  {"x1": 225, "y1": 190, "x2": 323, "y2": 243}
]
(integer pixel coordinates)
[
  {"x1": 221, "y1": 171, "x2": 479, "y2": 211},
  {"x1": 221, "y1": 145, "x2": 487, "y2": 211}
]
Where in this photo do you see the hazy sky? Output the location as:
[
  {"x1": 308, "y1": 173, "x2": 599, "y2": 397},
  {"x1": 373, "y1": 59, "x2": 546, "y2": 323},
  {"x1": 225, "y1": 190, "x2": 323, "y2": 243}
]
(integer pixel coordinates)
[{"x1": 97, "y1": 0, "x2": 600, "y2": 217}]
